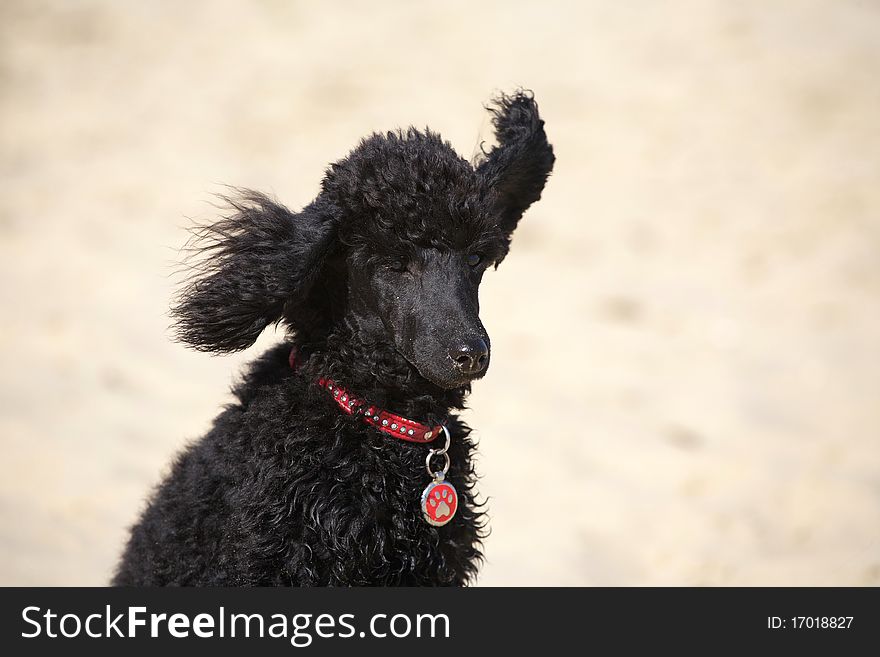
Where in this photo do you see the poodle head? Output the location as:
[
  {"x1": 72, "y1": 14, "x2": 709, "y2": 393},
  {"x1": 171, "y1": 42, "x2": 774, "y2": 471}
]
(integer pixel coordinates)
[{"x1": 173, "y1": 91, "x2": 554, "y2": 390}]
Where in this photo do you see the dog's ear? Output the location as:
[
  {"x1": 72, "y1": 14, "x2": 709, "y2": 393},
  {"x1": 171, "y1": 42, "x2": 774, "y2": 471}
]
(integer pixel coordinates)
[
  {"x1": 476, "y1": 90, "x2": 555, "y2": 236},
  {"x1": 172, "y1": 191, "x2": 335, "y2": 353}
]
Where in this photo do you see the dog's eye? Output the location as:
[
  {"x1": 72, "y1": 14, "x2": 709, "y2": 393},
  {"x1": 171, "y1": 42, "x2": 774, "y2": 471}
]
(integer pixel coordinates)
[
  {"x1": 386, "y1": 261, "x2": 409, "y2": 273},
  {"x1": 467, "y1": 254, "x2": 482, "y2": 267}
]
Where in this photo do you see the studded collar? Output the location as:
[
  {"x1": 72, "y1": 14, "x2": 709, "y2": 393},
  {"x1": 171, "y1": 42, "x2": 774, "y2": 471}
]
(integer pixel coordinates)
[{"x1": 289, "y1": 347, "x2": 443, "y2": 444}]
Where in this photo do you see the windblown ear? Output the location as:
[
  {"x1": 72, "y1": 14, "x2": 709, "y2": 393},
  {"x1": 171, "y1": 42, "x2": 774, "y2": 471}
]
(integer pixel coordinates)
[
  {"x1": 476, "y1": 90, "x2": 555, "y2": 235},
  {"x1": 172, "y1": 190, "x2": 335, "y2": 353}
]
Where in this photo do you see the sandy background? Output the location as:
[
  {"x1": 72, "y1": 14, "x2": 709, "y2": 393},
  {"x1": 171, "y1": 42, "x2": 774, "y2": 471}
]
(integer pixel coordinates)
[{"x1": 1, "y1": 0, "x2": 879, "y2": 586}]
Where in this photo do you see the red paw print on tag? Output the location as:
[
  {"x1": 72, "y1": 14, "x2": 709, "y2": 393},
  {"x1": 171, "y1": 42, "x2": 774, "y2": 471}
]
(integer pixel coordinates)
[{"x1": 421, "y1": 481, "x2": 458, "y2": 527}]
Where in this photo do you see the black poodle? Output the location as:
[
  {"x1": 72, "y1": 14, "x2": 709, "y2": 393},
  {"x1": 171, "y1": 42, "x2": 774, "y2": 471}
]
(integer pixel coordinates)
[{"x1": 113, "y1": 91, "x2": 554, "y2": 586}]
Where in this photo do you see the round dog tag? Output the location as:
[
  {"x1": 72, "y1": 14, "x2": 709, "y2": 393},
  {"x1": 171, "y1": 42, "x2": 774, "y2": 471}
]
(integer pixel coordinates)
[{"x1": 421, "y1": 477, "x2": 458, "y2": 527}]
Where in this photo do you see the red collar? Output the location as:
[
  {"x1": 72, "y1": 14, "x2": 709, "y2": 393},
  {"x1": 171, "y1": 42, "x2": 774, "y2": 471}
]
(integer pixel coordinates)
[{"x1": 290, "y1": 347, "x2": 442, "y2": 444}]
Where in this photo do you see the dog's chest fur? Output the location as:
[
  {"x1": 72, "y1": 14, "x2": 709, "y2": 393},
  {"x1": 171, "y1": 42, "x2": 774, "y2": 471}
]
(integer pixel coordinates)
[{"x1": 114, "y1": 347, "x2": 483, "y2": 586}]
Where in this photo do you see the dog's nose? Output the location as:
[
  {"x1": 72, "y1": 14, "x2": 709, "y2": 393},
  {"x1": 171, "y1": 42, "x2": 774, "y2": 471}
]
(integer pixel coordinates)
[{"x1": 449, "y1": 338, "x2": 489, "y2": 375}]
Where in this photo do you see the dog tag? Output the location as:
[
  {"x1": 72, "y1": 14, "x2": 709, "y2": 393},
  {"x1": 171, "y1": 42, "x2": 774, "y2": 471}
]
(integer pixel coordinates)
[{"x1": 421, "y1": 475, "x2": 458, "y2": 527}]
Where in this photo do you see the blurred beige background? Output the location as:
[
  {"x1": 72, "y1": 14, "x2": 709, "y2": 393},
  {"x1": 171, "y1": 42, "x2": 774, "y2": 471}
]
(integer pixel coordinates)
[{"x1": 2, "y1": 0, "x2": 879, "y2": 586}]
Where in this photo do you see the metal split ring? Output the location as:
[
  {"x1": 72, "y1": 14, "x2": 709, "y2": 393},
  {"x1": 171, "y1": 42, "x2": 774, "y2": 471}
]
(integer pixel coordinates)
[{"x1": 425, "y1": 425, "x2": 451, "y2": 478}]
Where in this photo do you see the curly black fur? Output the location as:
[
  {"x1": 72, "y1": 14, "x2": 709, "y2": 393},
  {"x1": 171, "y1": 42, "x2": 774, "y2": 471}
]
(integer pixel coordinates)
[{"x1": 113, "y1": 91, "x2": 554, "y2": 586}]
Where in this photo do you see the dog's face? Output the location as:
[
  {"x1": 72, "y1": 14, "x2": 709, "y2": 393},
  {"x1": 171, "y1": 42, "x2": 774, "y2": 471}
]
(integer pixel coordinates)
[
  {"x1": 334, "y1": 130, "x2": 516, "y2": 388},
  {"x1": 354, "y1": 244, "x2": 494, "y2": 389},
  {"x1": 367, "y1": 249, "x2": 490, "y2": 389},
  {"x1": 172, "y1": 92, "x2": 554, "y2": 390}
]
